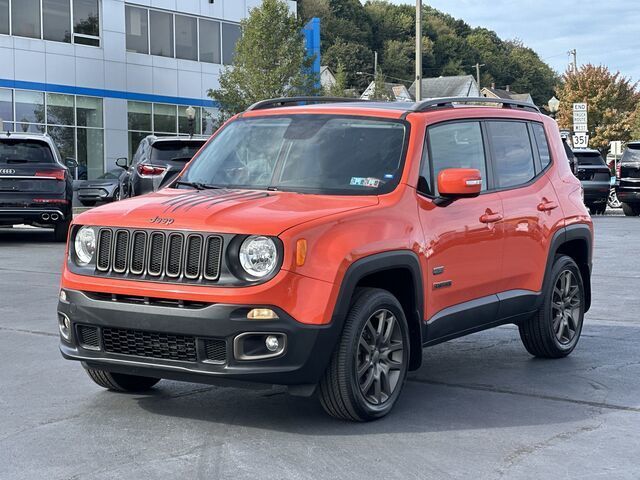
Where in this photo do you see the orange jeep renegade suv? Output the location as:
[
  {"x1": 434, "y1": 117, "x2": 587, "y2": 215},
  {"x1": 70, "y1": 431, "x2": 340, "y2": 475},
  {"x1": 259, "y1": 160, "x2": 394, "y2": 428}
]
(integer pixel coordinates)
[{"x1": 58, "y1": 97, "x2": 593, "y2": 421}]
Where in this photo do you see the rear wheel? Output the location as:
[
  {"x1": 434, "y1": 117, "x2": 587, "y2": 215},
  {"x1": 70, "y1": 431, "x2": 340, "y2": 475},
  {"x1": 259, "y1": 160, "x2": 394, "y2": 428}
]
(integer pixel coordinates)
[
  {"x1": 588, "y1": 203, "x2": 606, "y2": 215},
  {"x1": 85, "y1": 368, "x2": 160, "y2": 392},
  {"x1": 319, "y1": 288, "x2": 410, "y2": 421},
  {"x1": 608, "y1": 188, "x2": 621, "y2": 209},
  {"x1": 54, "y1": 219, "x2": 71, "y2": 242},
  {"x1": 519, "y1": 255, "x2": 585, "y2": 358},
  {"x1": 622, "y1": 203, "x2": 640, "y2": 216}
]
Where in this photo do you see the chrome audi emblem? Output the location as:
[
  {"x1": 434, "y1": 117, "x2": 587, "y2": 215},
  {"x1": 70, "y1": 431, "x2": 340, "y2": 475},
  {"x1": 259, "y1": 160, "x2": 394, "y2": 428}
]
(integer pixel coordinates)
[{"x1": 0, "y1": 168, "x2": 16, "y2": 175}]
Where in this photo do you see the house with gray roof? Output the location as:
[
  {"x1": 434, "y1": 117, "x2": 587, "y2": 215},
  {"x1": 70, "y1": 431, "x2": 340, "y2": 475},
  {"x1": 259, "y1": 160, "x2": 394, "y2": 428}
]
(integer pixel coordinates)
[
  {"x1": 481, "y1": 85, "x2": 534, "y2": 105},
  {"x1": 408, "y1": 75, "x2": 480, "y2": 100}
]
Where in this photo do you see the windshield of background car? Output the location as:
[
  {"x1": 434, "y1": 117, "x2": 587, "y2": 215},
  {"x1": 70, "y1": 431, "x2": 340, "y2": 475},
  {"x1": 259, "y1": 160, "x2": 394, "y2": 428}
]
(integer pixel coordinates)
[
  {"x1": 150, "y1": 141, "x2": 205, "y2": 163},
  {"x1": 621, "y1": 144, "x2": 640, "y2": 163},
  {"x1": 179, "y1": 115, "x2": 408, "y2": 195},
  {"x1": 574, "y1": 151, "x2": 605, "y2": 165},
  {"x1": 0, "y1": 139, "x2": 55, "y2": 164}
]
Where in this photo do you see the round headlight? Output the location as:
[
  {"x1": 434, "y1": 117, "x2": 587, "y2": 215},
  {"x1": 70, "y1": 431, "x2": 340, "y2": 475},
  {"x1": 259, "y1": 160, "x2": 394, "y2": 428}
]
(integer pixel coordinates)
[
  {"x1": 74, "y1": 226, "x2": 96, "y2": 266},
  {"x1": 239, "y1": 236, "x2": 278, "y2": 278}
]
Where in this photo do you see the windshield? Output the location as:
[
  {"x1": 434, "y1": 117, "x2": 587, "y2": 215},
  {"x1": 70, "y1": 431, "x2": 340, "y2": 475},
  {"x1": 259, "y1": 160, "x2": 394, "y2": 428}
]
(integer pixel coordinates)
[
  {"x1": 179, "y1": 115, "x2": 407, "y2": 195},
  {"x1": 622, "y1": 145, "x2": 640, "y2": 163},
  {"x1": 150, "y1": 141, "x2": 205, "y2": 163},
  {"x1": 574, "y1": 151, "x2": 605, "y2": 165},
  {"x1": 0, "y1": 139, "x2": 55, "y2": 164}
]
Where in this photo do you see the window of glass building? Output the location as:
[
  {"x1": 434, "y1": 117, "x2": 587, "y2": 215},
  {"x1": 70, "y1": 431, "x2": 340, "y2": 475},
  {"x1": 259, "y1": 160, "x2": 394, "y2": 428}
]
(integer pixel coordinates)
[
  {"x1": 199, "y1": 19, "x2": 221, "y2": 64},
  {"x1": 125, "y1": 5, "x2": 149, "y2": 54},
  {"x1": 43, "y1": 0, "x2": 72, "y2": 43},
  {"x1": 12, "y1": 0, "x2": 41, "y2": 39},
  {"x1": 0, "y1": 89, "x2": 12, "y2": 131},
  {"x1": 175, "y1": 15, "x2": 197, "y2": 61},
  {"x1": 46, "y1": 93, "x2": 75, "y2": 126},
  {"x1": 222, "y1": 24, "x2": 241, "y2": 65},
  {"x1": 0, "y1": 0, "x2": 9, "y2": 35},
  {"x1": 128, "y1": 101, "x2": 152, "y2": 160},
  {"x1": 154, "y1": 104, "x2": 177, "y2": 133},
  {"x1": 15, "y1": 91, "x2": 45, "y2": 132},
  {"x1": 73, "y1": 0, "x2": 100, "y2": 46},
  {"x1": 77, "y1": 96, "x2": 103, "y2": 128},
  {"x1": 150, "y1": 10, "x2": 174, "y2": 58}
]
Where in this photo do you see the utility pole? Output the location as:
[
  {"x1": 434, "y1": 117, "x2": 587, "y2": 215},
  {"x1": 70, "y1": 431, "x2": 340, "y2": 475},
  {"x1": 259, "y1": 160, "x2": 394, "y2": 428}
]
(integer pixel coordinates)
[
  {"x1": 569, "y1": 49, "x2": 577, "y2": 73},
  {"x1": 415, "y1": 0, "x2": 422, "y2": 101},
  {"x1": 374, "y1": 51, "x2": 378, "y2": 78},
  {"x1": 474, "y1": 62, "x2": 485, "y2": 89}
]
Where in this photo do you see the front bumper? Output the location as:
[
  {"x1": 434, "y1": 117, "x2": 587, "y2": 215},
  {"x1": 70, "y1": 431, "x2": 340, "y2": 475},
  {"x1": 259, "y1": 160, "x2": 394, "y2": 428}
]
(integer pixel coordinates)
[{"x1": 58, "y1": 289, "x2": 341, "y2": 387}]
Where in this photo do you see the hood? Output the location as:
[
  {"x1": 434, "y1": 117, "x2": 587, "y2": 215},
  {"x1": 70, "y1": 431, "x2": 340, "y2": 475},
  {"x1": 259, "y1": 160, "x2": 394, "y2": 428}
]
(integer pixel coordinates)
[{"x1": 74, "y1": 188, "x2": 379, "y2": 235}]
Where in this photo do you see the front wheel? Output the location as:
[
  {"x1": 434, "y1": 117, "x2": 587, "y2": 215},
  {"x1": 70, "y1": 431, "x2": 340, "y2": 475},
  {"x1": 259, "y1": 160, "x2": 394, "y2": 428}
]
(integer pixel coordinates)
[
  {"x1": 519, "y1": 255, "x2": 585, "y2": 358},
  {"x1": 319, "y1": 288, "x2": 410, "y2": 421},
  {"x1": 85, "y1": 368, "x2": 160, "y2": 392},
  {"x1": 622, "y1": 203, "x2": 640, "y2": 216}
]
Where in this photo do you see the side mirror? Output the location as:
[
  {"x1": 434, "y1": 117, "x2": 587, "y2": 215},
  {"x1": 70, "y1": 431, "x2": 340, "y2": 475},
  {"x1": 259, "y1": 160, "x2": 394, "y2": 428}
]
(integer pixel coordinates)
[
  {"x1": 116, "y1": 157, "x2": 129, "y2": 169},
  {"x1": 437, "y1": 168, "x2": 482, "y2": 199},
  {"x1": 65, "y1": 157, "x2": 78, "y2": 168}
]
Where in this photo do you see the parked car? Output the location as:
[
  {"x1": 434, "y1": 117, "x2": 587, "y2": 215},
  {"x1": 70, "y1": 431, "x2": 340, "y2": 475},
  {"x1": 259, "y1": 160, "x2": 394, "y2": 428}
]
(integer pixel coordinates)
[
  {"x1": 59, "y1": 97, "x2": 592, "y2": 421},
  {"x1": 562, "y1": 139, "x2": 578, "y2": 174},
  {"x1": 572, "y1": 148, "x2": 612, "y2": 214},
  {"x1": 0, "y1": 132, "x2": 74, "y2": 241},
  {"x1": 606, "y1": 155, "x2": 622, "y2": 209},
  {"x1": 616, "y1": 141, "x2": 640, "y2": 216},
  {"x1": 74, "y1": 169, "x2": 126, "y2": 207},
  {"x1": 119, "y1": 135, "x2": 207, "y2": 198}
]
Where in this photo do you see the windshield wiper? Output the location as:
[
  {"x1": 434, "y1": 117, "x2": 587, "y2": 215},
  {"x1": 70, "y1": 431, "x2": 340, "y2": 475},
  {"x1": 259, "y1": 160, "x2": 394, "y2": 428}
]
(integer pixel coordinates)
[{"x1": 175, "y1": 180, "x2": 224, "y2": 191}]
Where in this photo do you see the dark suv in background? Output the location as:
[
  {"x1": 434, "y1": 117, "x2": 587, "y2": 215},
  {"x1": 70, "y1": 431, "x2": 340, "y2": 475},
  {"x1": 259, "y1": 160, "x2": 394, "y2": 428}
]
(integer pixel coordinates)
[
  {"x1": 617, "y1": 141, "x2": 640, "y2": 216},
  {"x1": 118, "y1": 135, "x2": 207, "y2": 199},
  {"x1": 0, "y1": 132, "x2": 74, "y2": 241},
  {"x1": 572, "y1": 148, "x2": 612, "y2": 215}
]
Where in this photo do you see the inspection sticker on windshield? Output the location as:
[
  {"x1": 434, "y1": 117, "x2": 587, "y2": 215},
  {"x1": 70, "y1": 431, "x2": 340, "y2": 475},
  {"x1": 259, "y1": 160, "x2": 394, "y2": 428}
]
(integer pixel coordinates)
[{"x1": 350, "y1": 177, "x2": 380, "y2": 188}]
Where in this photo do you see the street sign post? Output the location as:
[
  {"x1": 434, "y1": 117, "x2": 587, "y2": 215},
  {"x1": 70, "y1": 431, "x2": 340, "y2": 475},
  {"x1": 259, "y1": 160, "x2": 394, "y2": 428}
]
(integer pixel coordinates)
[{"x1": 572, "y1": 102, "x2": 588, "y2": 148}]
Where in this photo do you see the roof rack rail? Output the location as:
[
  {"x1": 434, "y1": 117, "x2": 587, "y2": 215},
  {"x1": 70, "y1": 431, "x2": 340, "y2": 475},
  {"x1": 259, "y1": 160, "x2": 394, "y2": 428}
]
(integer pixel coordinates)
[
  {"x1": 246, "y1": 96, "x2": 364, "y2": 112},
  {"x1": 411, "y1": 97, "x2": 540, "y2": 113}
]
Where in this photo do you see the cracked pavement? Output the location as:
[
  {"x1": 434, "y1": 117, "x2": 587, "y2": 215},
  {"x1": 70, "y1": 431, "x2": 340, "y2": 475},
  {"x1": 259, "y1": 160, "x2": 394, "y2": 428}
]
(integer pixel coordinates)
[{"x1": 1, "y1": 216, "x2": 639, "y2": 479}]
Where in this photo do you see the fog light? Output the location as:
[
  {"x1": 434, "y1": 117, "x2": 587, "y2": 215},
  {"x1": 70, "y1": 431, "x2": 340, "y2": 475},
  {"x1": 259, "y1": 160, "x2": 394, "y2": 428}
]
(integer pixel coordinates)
[
  {"x1": 58, "y1": 313, "x2": 71, "y2": 341},
  {"x1": 265, "y1": 335, "x2": 279, "y2": 352},
  {"x1": 247, "y1": 308, "x2": 279, "y2": 320}
]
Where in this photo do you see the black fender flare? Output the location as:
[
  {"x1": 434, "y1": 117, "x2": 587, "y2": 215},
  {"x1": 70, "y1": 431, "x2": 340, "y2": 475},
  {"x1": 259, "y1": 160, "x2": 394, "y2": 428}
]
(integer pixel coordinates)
[
  {"x1": 542, "y1": 224, "x2": 593, "y2": 312},
  {"x1": 330, "y1": 250, "x2": 425, "y2": 370}
]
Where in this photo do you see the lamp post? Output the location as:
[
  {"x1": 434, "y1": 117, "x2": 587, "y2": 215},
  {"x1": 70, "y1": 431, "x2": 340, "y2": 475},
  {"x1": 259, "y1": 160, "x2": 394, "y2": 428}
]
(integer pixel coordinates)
[
  {"x1": 547, "y1": 96, "x2": 560, "y2": 120},
  {"x1": 185, "y1": 106, "x2": 196, "y2": 137}
]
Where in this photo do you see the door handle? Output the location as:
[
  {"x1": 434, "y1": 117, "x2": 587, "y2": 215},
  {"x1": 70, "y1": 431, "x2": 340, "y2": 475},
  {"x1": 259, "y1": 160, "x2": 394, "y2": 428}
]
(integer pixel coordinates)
[
  {"x1": 479, "y1": 211, "x2": 503, "y2": 223},
  {"x1": 537, "y1": 200, "x2": 559, "y2": 212}
]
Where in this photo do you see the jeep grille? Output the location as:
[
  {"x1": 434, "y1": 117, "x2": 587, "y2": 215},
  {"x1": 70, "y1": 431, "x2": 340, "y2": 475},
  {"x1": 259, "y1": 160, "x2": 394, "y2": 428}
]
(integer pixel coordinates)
[{"x1": 95, "y1": 228, "x2": 223, "y2": 284}]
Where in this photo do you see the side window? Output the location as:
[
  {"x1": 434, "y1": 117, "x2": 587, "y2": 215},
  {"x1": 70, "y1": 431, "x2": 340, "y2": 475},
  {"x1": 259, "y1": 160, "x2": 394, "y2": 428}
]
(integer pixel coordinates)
[
  {"x1": 425, "y1": 121, "x2": 487, "y2": 195},
  {"x1": 487, "y1": 121, "x2": 536, "y2": 189},
  {"x1": 531, "y1": 123, "x2": 552, "y2": 169}
]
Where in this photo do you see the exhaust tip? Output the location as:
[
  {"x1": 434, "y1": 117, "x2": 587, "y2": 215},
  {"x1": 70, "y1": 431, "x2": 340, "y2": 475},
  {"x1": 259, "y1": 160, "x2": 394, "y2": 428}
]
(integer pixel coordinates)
[
  {"x1": 41, "y1": 213, "x2": 50, "y2": 221},
  {"x1": 51, "y1": 213, "x2": 59, "y2": 221}
]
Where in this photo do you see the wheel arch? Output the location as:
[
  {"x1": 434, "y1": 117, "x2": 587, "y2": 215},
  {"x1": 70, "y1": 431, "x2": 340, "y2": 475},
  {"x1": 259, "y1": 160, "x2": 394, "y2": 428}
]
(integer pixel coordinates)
[
  {"x1": 544, "y1": 224, "x2": 593, "y2": 312},
  {"x1": 331, "y1": 250, "x2": 425, "y2": 371}
]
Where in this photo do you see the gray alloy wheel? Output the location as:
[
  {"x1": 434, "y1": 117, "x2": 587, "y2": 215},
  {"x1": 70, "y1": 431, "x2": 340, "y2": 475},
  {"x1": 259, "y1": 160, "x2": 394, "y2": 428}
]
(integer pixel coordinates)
[
  {"x1": 518, "y1": 255, "x2": 585, "y2": 358},
  {"x1": 608, "y1": 188, "x2": 621, "y2": 209},
  {"x1": 552, "y1": 270, "x2": 582, "y2": 345},
  {"x1": 356, "y1": 309, "x2": 405, "y2": 406},
  {"x1": 318, "y1": 287, "x2": 410, "y2": 421}
]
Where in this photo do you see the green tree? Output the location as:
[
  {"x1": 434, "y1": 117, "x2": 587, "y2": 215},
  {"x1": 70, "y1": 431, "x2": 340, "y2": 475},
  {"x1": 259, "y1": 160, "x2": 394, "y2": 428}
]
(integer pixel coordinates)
[
  {"x1": 556, "y1": 64, "x2": 639, "y2": 153},
  {"x1": 631, "y1": 103, "x2": 640, "y2": 140},
  {"x1": 323, "y1": 40, "x2": 374, "y2": 90},
  {"x1": 325, "y1": 62, "x2": 350, "y2": 97},
  {"x1": 209, "y1": 0, "x2": 319, "y2": 121}
]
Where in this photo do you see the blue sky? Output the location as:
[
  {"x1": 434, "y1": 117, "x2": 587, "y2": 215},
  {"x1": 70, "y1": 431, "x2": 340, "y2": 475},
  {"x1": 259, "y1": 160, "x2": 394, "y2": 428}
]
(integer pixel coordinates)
[{"x1": 383, "y1": 0, "x2": 640, "y2": 83}]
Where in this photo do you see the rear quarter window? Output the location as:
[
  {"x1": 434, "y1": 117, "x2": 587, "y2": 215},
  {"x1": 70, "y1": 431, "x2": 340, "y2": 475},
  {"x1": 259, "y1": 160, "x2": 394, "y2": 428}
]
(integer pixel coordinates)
[{"x1": 531, "y1": 123, "x2": 551, "y2": 169}]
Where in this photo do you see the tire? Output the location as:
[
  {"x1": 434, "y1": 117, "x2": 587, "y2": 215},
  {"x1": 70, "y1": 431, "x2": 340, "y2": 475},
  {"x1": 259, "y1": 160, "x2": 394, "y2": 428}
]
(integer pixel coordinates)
[
  {"x1": 591, "y1": 204, "x2": 606, "y2": 215},
  {"x1": 318, "y1": 288, "x2": 410, "y2": 421},
  {"x1": 608, "y1": 188, "x2": 621, "y2": 209},
  {"x1": 85, "y1": 368, "x2": 160, "y2": 392},
  {"x1": 622, "y1": 203, "x2": 640, "y2": 216},
  {"x1": 519, "y1": 255, "x2": 585, "y2": 358},
  {"x1": 54, "y1": 219, "x2": 71, "y2": 242},
  {"x1": 80, "y1": 200, "x2": 96, "y2": 207}
]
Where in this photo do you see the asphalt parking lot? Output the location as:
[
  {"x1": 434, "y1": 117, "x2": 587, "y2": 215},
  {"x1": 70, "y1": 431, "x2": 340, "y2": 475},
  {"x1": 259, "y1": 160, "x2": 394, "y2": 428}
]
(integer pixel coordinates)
[{"x1": 1, "y1": 216, "x2": 639, "y2": 480}]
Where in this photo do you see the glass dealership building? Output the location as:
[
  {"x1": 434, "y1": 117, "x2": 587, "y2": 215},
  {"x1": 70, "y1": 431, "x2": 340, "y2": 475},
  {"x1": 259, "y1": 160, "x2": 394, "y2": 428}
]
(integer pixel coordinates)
[{"x1": 0, "y1": 0, "x2": 296, "y2": 179}]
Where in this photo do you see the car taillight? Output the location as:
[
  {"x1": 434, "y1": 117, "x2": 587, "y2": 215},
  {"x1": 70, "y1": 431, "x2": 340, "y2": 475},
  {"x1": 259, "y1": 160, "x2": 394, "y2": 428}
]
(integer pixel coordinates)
[
  {"x1": 35, "y1": 170, "x2": 65, "y2": 181},
  {"x1": 33, "y1": 198, "x2": 69, "y2": 204},
  {"x1": 138, "y1": 164, "x2": 167, "y2": 176}
]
